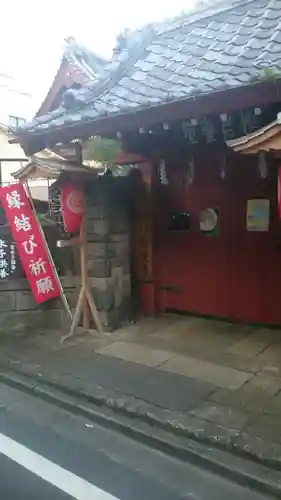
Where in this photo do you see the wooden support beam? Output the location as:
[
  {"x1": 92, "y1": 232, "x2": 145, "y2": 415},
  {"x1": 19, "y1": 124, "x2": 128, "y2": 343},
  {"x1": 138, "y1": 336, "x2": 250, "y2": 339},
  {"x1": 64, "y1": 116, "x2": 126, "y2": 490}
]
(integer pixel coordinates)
[{"x1": 60, "y1": 214, "x2": 103, "y2": 342}]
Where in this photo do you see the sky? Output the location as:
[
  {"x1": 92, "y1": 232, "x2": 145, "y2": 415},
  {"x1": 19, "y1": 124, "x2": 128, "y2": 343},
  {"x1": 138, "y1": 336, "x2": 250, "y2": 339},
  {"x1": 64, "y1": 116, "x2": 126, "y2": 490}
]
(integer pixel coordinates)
[{"x1": 3, "y1": 0, "x2": 195, "y2": 113}]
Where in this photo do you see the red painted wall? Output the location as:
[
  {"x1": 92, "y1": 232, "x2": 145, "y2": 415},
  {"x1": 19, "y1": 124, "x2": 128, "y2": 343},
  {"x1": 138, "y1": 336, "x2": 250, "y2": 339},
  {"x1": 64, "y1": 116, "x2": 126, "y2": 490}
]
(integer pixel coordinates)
[{"x1": 152, "y1": 152, "x2": 281, "y2": 325}]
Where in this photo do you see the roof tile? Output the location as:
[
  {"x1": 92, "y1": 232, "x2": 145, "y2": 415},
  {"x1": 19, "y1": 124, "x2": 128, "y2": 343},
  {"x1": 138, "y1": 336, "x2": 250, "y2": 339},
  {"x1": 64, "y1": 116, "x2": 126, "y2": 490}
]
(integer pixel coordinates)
[
  {"x1": 130, "y1": 70, "x2": 148, "y2": 82},
  {"x1": 266, "y1": 6, "x2": 281, "y2": 18},
  {"x1": 80, "y1": 108, "x2": 100, "y2": 119},
  {"x1": 267, "y1": 41, "x2": 281, "y2": 53},
  {"x1": 133, "y1": 60, "x2": 154, "y2": 72},
  {"x1": 258, "y1": 51, "x2": 281, "y2": 63},
  {"x1": 241, "y1": 16, "x2": 260, "y2": 27},
  {"x1": 247, "y1": 37, "x2": 268, "y2": 50}
]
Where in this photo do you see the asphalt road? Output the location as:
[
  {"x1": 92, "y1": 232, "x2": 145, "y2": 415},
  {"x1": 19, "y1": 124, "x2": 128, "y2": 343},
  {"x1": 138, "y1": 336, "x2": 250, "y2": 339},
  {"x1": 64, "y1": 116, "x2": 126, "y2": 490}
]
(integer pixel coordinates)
[
  {"x1": 0, "y1": 382, "x2": 274, "y2": 500},
  {"x1": 0, "y1": 455, "x2": 73, "y2": 500}
]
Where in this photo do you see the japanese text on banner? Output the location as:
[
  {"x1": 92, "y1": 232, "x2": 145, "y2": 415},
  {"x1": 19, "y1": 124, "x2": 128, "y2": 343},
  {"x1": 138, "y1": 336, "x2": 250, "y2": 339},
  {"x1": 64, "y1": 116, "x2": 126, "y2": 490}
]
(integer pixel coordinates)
[{"x1": 0, "y1": 184, "x2": 60, "y2": 304}]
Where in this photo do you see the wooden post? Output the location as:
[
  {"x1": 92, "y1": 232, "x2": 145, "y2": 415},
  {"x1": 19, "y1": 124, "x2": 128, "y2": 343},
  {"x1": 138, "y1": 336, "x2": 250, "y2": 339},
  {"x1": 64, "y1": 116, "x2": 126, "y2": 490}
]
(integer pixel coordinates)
[
  {"x1": 134, "y1": 162, "x2": 156, "y2": 315},
  {"x1": 80, "y1": 214, "x2": 90, "y2": 328},
  {"x1": 60, "y1": 213, "x2": 103, "y2": 342}
]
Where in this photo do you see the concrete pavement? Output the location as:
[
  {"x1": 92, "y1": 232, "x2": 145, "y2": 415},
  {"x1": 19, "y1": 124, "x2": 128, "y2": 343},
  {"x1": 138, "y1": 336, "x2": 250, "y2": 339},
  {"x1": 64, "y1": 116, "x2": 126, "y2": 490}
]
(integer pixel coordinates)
[{"x1": 1, "y1": 315, "x2": 281, "y2": 469}]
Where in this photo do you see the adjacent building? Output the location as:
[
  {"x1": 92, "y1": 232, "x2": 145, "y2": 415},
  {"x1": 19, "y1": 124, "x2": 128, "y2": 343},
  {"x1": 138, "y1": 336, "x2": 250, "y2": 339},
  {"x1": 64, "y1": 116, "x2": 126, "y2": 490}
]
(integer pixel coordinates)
[{"x1": 0, "y1": 71, "x2": 33, "y2": 185}]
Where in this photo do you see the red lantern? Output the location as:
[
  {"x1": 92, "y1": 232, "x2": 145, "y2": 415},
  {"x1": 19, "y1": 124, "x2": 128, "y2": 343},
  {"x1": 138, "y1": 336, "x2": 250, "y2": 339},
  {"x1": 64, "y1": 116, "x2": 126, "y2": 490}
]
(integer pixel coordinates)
[{"x1": 60, "y1": 183, "x2": 84, "y2": 233}]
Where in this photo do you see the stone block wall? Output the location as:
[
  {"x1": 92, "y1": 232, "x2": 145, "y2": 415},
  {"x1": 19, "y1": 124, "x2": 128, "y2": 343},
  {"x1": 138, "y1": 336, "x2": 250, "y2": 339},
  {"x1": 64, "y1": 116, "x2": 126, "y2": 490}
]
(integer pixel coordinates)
[
  {"x1": 0, "y1": 276, "x2": 80, "y2": 335},
  {"x1": 85, "y1": 177, "x2": 132, "y2": 330}
]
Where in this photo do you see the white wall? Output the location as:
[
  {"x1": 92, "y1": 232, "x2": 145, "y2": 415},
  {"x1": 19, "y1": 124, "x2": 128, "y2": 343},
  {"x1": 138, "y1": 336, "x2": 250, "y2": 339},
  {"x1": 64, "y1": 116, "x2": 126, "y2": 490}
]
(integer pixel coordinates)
[{"x1": 0, "y1": 129, "x2": 28, "y2": 185}]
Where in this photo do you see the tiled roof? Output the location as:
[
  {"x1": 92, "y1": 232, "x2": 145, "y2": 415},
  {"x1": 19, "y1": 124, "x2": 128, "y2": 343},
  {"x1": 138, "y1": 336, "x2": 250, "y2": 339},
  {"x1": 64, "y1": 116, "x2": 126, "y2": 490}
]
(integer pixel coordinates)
[{"x1": 16, "y1": 0, "x2": 281, "y2": 136}]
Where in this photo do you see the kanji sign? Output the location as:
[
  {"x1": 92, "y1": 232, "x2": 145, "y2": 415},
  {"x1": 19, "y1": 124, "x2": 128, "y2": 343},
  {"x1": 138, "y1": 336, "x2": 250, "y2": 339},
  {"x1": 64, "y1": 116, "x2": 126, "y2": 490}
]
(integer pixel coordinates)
[
  {"x1": 182, "y1": 119, "x2": 199, "y2": 144},
  {"x1": 60, "y1": 183, "x2": 84, "y2": 233},
  {"x1": 179, "y1": 106, "x2": 264, "y2": 146},
  {"x1": 200, "y1": 116, "x2": 216, "y2": 143},
  {"x1": 220, "y1": 113, "x2": 235, "y2": 141},
  {"x1": 0, "y1": 183, "x2": 60, "y2": 303},
  {"x1": 0, "y1": 239, "x2": 17, "y2": 279}
]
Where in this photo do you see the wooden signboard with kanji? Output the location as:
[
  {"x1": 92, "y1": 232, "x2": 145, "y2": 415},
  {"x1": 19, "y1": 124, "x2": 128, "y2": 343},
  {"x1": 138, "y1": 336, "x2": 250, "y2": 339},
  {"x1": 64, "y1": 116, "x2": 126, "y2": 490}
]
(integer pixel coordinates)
[{"x1": 134, "y1": 164, "x2": 153, "y2": 282}]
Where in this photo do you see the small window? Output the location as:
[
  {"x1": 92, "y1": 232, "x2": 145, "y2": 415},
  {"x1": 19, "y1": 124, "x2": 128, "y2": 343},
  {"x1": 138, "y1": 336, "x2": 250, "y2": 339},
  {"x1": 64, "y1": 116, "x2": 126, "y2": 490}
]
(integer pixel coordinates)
[
  {"x1": 8, "y1": 116, "x2": 26, "y2": 128},
  {"x1": 168, "y1": 211, "x2": 192, "y2": 231}
]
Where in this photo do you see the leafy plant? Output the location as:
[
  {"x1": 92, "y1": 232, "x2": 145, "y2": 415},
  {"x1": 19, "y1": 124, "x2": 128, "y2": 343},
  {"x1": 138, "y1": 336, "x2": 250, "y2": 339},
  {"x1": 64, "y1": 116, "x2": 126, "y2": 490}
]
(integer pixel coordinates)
[
  {"x1": 83, "y1": 136, "x2": 121, "y2": 164},
  {"x1": 252, "y1": 66, "x2": 281, "y2": 83}
]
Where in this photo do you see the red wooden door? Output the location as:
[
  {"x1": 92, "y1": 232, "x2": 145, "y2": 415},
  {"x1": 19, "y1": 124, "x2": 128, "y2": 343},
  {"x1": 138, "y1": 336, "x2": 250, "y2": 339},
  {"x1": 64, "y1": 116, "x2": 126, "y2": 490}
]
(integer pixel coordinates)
[
  {"x1": 154, "y1": 152, "x2": 281, "y2": 326},
  {"x1": 229, "y1": 157, "x2": 281, "y2": 325},
  {"x1": 154, "y1": 152, "x2": 232, "y2": 318}
]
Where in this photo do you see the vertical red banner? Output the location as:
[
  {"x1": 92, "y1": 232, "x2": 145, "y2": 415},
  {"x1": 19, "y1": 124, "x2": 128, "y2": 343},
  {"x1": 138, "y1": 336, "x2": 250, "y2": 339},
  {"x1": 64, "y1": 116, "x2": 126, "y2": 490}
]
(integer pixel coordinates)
[{"x1": 0, "y1": 183, "x2": 60, "y2": 304}]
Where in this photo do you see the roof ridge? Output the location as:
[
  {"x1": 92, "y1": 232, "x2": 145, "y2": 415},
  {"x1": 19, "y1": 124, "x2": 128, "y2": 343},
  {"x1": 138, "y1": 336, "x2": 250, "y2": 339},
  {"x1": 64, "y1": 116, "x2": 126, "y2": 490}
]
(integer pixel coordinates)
[{"x1": 156, "y1": 0, "x2": 257, "y2": 35}]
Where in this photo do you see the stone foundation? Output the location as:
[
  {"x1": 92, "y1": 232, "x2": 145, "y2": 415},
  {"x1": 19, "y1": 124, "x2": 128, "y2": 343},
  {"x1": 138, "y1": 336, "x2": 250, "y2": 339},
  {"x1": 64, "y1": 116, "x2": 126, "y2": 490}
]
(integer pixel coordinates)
[
  {"x1": 0, "y1": 270, "x2": 131, "y2": 334},
  {"x1": 0, "y1": 277, "x2": 79, "y2": 335}
]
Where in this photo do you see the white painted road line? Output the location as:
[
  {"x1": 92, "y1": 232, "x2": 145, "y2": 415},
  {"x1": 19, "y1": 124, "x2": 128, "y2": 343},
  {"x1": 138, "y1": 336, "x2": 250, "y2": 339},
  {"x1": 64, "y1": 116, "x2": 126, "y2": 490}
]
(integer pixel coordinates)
[{"x1": 0, "y1": 432, "x2": 119, "y2": 500}]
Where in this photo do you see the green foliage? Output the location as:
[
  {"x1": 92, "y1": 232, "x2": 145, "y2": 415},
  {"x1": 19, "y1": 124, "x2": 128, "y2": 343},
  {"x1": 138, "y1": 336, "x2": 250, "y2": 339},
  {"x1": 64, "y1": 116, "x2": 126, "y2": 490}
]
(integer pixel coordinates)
[
  {"x1": 253, "y1": 67, "x2": 281, "y2": 82},
  {"x1": 259, "y1": 68, "x2": 281, "y2": 80},
  {"x1": 83, "y1": 136, "x2": 121, "y2": 164}
]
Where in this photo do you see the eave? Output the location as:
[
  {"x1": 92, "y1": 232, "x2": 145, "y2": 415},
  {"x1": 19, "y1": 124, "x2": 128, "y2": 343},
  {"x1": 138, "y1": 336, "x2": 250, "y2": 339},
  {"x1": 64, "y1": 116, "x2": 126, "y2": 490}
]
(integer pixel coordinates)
[
  {"x1": 12, "y1": 156, "x2": 95, "y2": 181},
  {"x1": 13, "y1": 78, "x2": 281, "y2": 156},
  {"x1": 227, "y1": 112, "x2": 281, "y2": 155}
]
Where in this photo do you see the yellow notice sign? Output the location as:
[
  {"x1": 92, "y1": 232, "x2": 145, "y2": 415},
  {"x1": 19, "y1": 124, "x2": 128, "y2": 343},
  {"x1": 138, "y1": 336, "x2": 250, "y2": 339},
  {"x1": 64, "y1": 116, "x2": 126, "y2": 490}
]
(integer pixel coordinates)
[{"x1": 246, "y1": 199, "x2": 270, "y2": 232}]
